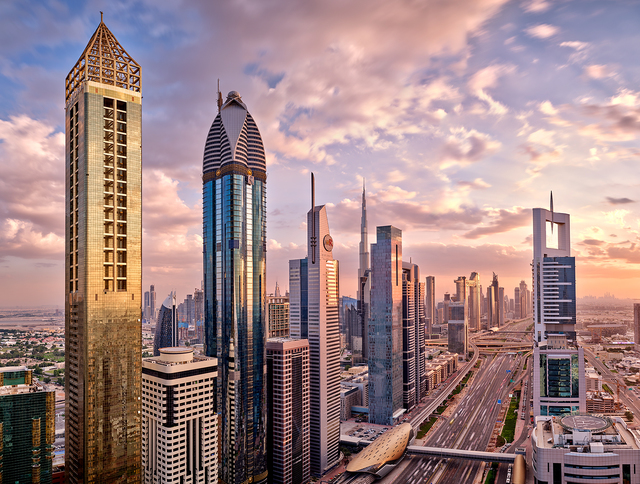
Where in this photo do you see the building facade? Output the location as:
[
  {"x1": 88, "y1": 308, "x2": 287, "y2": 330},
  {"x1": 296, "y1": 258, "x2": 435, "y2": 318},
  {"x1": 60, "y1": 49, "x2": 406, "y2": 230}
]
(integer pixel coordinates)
[
  {"x1": 402, "y1": 261, "x2": 426, "y2": 407},
  {"x1": 202, "y1": 90, "x2": 267, "y2": 484},
  {"x1": 266, "y1": 338, "x2": 310, "y2": 484},
  {"x1": 142, "y1": 348, "x2": 218, "y2": 484},
  {"x1": 448, "y1": 301, "x2": 468, "y2": 357},
  {"x1": 634, "y1": 304, "x2": 640, "y2": 348},
  {"x1": 289, "y1": 259, "x2": 308, "y2": 340},
  {"x1": 64, "y1": 18, "x2": 142, "y2": 482},
  {"x1": 267, "y1": 295, "x2": 290, "y2": 338},
  {"x1": 0, "y1": 367, "x2": 55, "y2": 484},
  {"x1": 368, "y1": 226, "x2": 404, "y2": 425}
]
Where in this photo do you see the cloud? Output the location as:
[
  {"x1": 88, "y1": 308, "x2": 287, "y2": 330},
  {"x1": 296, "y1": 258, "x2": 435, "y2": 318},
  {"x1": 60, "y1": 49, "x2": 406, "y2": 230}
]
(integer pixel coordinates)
[
  {"x1": 522, "y1": 0, "x2": 551, "y2": 13},
  {"x1": 606, "y1": 197, "x2": 635, "y2": 205},
  {"x1": 467, "y1": 64, "x2": 514, "y2": 115},
  {"x1": 539, "y1": 101, "x2": 559, "y2": 116},
  {"x1": 457, "y1": 178, "x2": 491, "y2": 189},
  {"x1": 607, "y1": 244, "x2": 640, "y2": 264},
  {"x1": 584, "y1": 64, "x2": 616, "y2": 79},
  {"x1": 0, "y1": 115, "x2": 64, "y2": 260},
  {"x1": 581, "y1": 239, "x2": 604, "y2": 246},
  {"x1": 463, "y1": 207, "x2": 530, "y2": 239},
  {"x1": 525, "y1": 24, "x2": 559, "y2": 39},
  {"x1": 560, "y1": 41, "x2": 589, "y2": 51},
  {"x1": 440, "y1": 128, "x2": 501, "y2": 167}
]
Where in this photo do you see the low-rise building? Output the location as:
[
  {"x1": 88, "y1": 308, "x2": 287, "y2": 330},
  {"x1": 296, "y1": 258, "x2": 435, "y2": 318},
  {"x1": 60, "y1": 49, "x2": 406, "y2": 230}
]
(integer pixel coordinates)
[
  {"x1": 586, "y1": 391, "x2": 616, "y2": 414},
  {"x1": 532, "y1": 414, "x2": 640, "y2": 484}
]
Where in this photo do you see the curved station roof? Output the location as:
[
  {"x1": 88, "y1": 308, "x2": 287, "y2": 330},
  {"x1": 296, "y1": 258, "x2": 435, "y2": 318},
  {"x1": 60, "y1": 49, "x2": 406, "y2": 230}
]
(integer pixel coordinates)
[{"x1": 346, "y1": 423, "x2": 414, "y2": 476}]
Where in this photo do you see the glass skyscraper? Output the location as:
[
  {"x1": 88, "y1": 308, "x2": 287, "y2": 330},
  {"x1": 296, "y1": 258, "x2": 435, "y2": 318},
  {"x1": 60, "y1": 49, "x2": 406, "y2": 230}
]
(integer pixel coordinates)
[
  {"x1": 64, "y1": 17, "x2": 142, "y2": 482},
  {"x1": 368, "y1": 226, "x2": 404, "y2": 425},
  {"x1": 203, "y1": 91, "x2": 267, "y2": 484}
]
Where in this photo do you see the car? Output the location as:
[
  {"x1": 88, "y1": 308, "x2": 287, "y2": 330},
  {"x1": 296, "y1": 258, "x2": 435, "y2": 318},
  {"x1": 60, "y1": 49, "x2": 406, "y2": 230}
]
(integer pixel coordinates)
[{"x1": 355, "y1": 419, "x2": 361, "y2": 423}]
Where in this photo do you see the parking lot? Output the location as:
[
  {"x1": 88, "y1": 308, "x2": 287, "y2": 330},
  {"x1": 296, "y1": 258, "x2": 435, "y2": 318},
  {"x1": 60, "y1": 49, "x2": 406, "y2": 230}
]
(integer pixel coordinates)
[{"x1": 341, "y1": 419, "x2": 391, "y2": 443}]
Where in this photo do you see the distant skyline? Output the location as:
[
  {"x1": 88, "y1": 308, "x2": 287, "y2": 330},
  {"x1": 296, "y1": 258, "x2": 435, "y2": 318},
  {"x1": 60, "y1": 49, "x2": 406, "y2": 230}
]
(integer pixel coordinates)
[{"x1": 2, "y1": 1, "x2": 640, "y2": 306}]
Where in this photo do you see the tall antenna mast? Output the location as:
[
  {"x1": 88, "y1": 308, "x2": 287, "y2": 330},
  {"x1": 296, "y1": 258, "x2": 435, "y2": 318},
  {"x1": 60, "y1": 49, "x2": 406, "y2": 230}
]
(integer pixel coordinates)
[
  {"x1": 217, "y1": 79, "x2": 223, "y2": 113},
  {"x1": 550, "y1": 191, "x2": 554, "y2": 234},
  {"x1": 311, "y1": 173, "x2": 316, "y2": 264}
]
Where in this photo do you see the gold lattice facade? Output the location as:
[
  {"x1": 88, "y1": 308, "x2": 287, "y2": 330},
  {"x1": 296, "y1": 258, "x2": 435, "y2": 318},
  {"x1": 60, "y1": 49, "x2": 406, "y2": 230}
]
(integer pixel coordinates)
[{"x1": 65, "y1": 19, "x2": 142, "y2": 483}]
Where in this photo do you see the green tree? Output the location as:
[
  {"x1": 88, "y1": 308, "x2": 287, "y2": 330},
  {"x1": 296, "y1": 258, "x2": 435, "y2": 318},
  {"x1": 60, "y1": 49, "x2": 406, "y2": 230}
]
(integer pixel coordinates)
[{"x1": 625, "y1": 410, "x2": 634, "y2": 422}]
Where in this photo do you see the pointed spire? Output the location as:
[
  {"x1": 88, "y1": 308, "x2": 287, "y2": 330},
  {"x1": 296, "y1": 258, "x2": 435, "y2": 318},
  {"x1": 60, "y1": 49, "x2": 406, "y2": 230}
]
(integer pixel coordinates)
[{"x1": 66, "y1": 16, "x2": 141, "y2": 101}]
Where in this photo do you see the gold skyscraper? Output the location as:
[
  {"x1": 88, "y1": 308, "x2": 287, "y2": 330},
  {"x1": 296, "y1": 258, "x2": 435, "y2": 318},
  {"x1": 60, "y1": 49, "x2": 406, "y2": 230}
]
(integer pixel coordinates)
[{"x1": 64, "y1": 17, "x2": 142, "y2": 482}]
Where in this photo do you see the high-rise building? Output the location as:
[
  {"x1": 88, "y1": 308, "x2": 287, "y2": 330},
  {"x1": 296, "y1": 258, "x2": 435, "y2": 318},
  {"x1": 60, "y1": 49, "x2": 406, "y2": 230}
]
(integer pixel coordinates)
[
  {"x1": 289, "y1": 259, "x2": 308, "y2": 340},
  {"x1": 487, "y1": 273, "x2": 500, "y2": 328},
  {"x1": 368, "y1": 226, "x2": 404, "y2": 425},
  {"x1": 289, "y1": 184, "x2": 340, "y2": 475},
  {"x1": 153, "y1": 292, "x2": 177, "y2": 355},
  {"x1": 468, "y1": 272, "x2": 481, "y2": 332},
  {"x1": 532, "y1": 201, "x2": 585, "y2": 417},
  {"x1": 202, "y1": 90, "x2": 267, "y2": 484},
  {"x1": 357, "y1": 181, "x2": 371, "y2": 361},
  {"x1": 498, "y1": 286, "x2": 505, "y2": 326},
  {"x1": 453, "y1": 276, "x2": 467, "y2": 302},
  {"x1": 634, "y1": 304, "x2": 640, "y2": 348},
  {"x1": 402, "y1": 262, "x2": 426, "y2": 406},
  {"x1": 519, "y1": 280, "x2": 530, "y2": 317},
  {"x1": 267, "y1": 295, "x2": 290, "y2": 338},
  {"x1": 0, "y1": 367, "x2": 55, "y2": 484},
  {"x1": 142, "y1": 348, "x2": 218, "y2": 484},
  {"x1": 425, "y1": 276, "x2": 435, "y2": 336},
  {"x1": 448, "y1": 301, "x2": 467, "y2": 357},
  {"x1": 65, "y1": 18, "x2": 142, "y2": 482},
  {"x1": 144, "y1": 290, "x2": 150, "y2": 320},
  {"x1": 267, "y1": 338, "x2": 311, "y2": 484},
  {"x1": 194, "y1": 287, "x2": 204, "y2": 323},
  {"x1": 150, "y1": 284, "x2": 157, "y2": 321}
]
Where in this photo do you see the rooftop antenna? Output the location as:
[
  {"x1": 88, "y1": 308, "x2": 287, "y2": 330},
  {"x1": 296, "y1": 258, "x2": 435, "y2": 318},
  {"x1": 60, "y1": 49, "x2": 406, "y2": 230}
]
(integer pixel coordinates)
[
  {"x1": 311, "y1": 173, "x2": 317, "y2": 265},
  {"x1": 217, "y1": 79, "x2": 223, "y2": 113},
  {"x1": 100, "y1": 11, "x2": 103, "y2": 22},
  {"x1": 550, "y1": 191, "x2": 554, "y2": 234}
]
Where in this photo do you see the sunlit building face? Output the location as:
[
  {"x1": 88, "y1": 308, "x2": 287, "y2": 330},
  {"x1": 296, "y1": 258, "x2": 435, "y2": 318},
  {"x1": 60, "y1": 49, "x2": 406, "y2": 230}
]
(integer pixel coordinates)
[{"x1": 64, "y1": 19, "x2": 142, "y2": 482}]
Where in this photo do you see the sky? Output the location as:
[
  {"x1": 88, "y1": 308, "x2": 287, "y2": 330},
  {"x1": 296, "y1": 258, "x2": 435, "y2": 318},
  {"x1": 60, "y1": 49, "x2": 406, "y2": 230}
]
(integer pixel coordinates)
[{"x1": 2, "y1": 0, "x2": 640, "y2": 307}]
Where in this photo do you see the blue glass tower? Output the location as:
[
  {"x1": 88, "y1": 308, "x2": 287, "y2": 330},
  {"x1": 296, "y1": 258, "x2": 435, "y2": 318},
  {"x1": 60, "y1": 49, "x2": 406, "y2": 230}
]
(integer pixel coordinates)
[
  {"x1": 152, "y1": 291, "x2": 177, "y2": 356},
  {"x1": 203, "y1": 91, "x2": 267, "y2": 484}
]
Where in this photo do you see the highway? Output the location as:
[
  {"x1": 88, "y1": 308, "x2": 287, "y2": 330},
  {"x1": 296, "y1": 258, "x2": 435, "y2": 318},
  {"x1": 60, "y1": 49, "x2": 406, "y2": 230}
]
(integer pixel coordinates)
[{"x1": 388, "y1": 353, "x2": 524, "y2": 484}]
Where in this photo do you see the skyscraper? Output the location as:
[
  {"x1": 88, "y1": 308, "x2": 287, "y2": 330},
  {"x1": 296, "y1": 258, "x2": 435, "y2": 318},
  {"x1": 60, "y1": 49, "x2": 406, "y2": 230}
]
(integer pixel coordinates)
[
  {"x1": 425, "y1": 276, "x2": 435, "y2": 336},
  {"x1": 289, "y1": 259, "x2": 309, "y2": 340},
  {"x1": 153, "y1": 291, "x2": 177, "y2": 355},
  {"x1": 487, "y1": 273, "x2": 500, "y2": 328},
  {"x1": 202, "y1": 90, "x2": 267, "y2": 484},
  {"x1": 150, "y1": 284, "x2": 157, "y2": 320},
  {"x1": 498, "y1": 286, "x2": 505, "y2": 326},
  {"x1": 453, "y1": 276, "x2": 467, "y2": 302},
  {"x1": 267, "y1": 338, "x2": 311, "y2": 484},
  {"x1": 532, "y1": 201, "x2": 585, "y2": 416},
  {"x1": 468, "y1": 272, "x2": 481, "y2": 332},
  {"x1": 65, "y1": 17, "x2": 142, "y2": 482},
  {"x1": 289, "y1": 181, "x2": 340, "y2": 475},
  {"x1": 448, "y1": 300, "x2": 468, "y2": 357},
  {"x1": 368, "y1": 226, "x2": 404, "y2": 425},
  {"x1": 402, "y1": 261, "x2": 426, "y2": 406},
  {"x1": 357, "y1": 181, "x2": 371, "y2": 360}
]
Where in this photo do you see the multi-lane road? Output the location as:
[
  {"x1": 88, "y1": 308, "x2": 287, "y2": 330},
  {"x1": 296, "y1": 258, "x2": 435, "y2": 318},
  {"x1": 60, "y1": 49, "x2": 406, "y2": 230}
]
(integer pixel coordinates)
[{"x1": 387, "y1": 352, "x2": 525, "y2": 484}]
